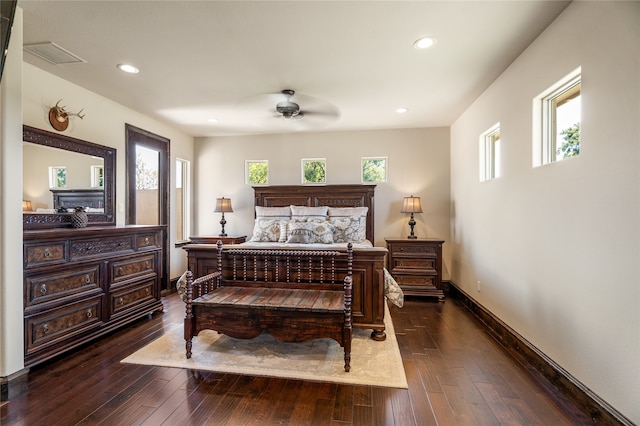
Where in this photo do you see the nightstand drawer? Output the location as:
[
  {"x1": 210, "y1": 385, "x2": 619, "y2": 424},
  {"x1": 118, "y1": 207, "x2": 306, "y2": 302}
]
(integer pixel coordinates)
[
  {"x1": 390, "y1": 243, "x2": 438, "y2": 256},
  {"x1": 394, "y1": 274, "x2": 437, "y2": 287},
  {"x1": 391, "y1": 257, "x2": 436, "y2": 270}
]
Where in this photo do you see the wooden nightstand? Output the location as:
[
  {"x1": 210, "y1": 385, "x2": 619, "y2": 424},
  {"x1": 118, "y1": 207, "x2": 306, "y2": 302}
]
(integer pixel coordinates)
[
  {"x1": 385, "y1": 238, "x2": 445, "y2": 301},
  {"x1": 184, "y1": 236, "x2": 247, "y2": 278},
  {"x1": 188, "y1": 235, "x2": 247, "y2": 244}
]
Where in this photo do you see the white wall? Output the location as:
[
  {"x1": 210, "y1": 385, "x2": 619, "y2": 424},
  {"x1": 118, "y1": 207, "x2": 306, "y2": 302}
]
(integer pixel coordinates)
[
  {"x1": 195, "y1": 127, "x2": 452, "y2": 276},
  {"x1": 450, "y1": 2, "x2": 639, "y2": 422},
  {"x1": 22, "y1": 63, "x2": 195, "y2": 279},
  {"x1": 0, "y1": 7, "x2": 25, "y2": 379}
]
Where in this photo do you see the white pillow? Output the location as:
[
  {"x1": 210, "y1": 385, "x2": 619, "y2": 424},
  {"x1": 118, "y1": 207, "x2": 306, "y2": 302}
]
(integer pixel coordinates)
[
  {"x1": 328, "y1": 207, "x2": 368, "y2": 242},
  {"x1": 255, "y1": 206, "x2": 291, "y2": 220},
  {"x1": 290, "y1": 205, "x2": 329, "y2": 221}
]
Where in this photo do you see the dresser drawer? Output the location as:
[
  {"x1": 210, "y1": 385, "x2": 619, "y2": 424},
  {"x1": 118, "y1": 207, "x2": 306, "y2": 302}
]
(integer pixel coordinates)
[
  {"x1": 390, "y1": 243, "x2": 438, "y2": 256},
  {"x1": 110, "y1": 254, "x2": 156, "y2": 284},
  {"x1": 70, "y1": 236, "x2": 134, "y2": 260},
  {"x1": 25, "y1": 296, "x2": 104, "y2": 355},
  {"x1": 391, "y1": 257, "x2": 436, "y2": 271},
  {"x1": 137, "y1": 232, "x2": 160, "y2": 249},
  {"x1": 25, "y1": 265, "x2": 102, "y2": 308},
  {"x1": 24, "y1": 242, "x2": 68, "y2": 269},
  {"x1": 110, "y1": 279, "x2": 157, "y2": 316}
]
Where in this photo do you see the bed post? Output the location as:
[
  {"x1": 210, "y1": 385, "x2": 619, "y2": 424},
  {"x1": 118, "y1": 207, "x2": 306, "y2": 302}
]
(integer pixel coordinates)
[
  {"x1": 184, "y1": 270, "x2": 194, "y2": 358},
  {"x1": 343, "y1": 243, "x2": 353, "y2": 372}
]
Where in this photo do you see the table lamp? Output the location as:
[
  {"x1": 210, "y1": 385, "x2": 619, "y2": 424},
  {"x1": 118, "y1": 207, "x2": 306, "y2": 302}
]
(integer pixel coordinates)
[
  {"x1": 401, "y1": 195, "x2": 422, "y2": 239},
  {"x1": 214, "y1": 197, "x2": 233, "y2": 237}
]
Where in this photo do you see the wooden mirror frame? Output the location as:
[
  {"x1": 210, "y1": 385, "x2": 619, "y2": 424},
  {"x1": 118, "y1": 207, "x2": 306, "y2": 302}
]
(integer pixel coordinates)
[{"x1": 23, "y1": 125, "x2": 116, "y2": 229}]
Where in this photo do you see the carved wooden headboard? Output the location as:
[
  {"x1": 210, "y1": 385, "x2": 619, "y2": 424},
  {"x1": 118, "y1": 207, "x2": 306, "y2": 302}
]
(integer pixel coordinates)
[{"x1": 253, "y1": 184, "x2": 376, "y2": 242}]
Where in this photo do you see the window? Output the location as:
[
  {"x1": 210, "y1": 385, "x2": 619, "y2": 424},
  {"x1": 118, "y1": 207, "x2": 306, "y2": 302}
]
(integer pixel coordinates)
[
  {"x1": 91, "y1": 165, "x2": 104, "y2": 188},
  {"x1": 302, "y1": 158, "x2": 326, "y2": 184},
  {"x1": 479, "y1": 123, "x2": 500, "y2": 181},
  {"x1": 176, "y1": 158, "x2": 190, "y2": 242},
  {"x1": 362, "y1": 157, "x2": 387, "y2": 183},
  {"x1": 533, "y1": 68, "x2": 581, "y2": 166},
  {"x1": 246, "y1": 160, "x2": 269, "y2": 185},
  {"x1": 49, "y1": 166, "x2": 67, "y2": 188}
]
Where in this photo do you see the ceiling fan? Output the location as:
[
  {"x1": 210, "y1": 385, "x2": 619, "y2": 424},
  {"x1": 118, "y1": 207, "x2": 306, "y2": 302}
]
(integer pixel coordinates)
[{"x1": 272, "y1": 89, "x2": 339, "y2": 124}]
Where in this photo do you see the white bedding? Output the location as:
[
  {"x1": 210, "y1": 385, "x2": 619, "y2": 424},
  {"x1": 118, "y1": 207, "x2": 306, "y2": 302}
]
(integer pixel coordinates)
[{"x1": 236, "y1": 240, "x2": 374, "y2": 250}]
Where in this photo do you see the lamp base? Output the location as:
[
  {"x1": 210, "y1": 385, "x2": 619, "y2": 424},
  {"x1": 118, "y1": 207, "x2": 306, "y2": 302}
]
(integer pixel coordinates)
[{"x1": 407, "y1": 214, "x2": 418, "y2": 239}]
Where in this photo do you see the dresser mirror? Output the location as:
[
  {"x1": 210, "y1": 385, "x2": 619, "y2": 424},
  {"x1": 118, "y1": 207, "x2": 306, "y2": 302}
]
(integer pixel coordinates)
[{"x1": 23, "y1": 125, "x2": 116, "y2": 229}]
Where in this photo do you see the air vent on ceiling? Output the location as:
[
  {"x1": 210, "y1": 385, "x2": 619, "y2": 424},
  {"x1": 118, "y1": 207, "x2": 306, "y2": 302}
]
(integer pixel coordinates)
[{"x1": 23, "y1": 42, "x2": 86, "y2": 64}]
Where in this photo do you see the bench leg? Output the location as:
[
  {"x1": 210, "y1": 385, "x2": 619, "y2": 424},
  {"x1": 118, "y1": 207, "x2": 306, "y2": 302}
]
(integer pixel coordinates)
[{"x1": 186, "y1": 337, "x2": 193, "y2": 359}]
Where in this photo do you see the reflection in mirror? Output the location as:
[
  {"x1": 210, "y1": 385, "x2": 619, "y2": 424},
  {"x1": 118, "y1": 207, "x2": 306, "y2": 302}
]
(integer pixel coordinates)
[
  {"x1": 23, "y1": 125, "x2": 116, "y2": 229},
  {"x1": 23, "y1": 143, "x2": 104, "y2": 212}
]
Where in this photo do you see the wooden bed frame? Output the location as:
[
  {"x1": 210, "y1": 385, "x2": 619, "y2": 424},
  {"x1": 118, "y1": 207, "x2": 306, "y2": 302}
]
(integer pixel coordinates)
[{"x1": 184, "y1": 184, "x2": 388, "y2": 340}]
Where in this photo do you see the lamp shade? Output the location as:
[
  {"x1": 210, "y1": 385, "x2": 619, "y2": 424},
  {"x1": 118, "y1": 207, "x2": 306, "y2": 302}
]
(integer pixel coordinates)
[
  {"x1": 214, "y1": 197, "x2": 233, "y2": 213},
  {"x1": 401, "y1": 196, "x2": 423, "y2": 214},
  {"x1": 23, "y1": 200, "x2": 33, "y2": 212}
]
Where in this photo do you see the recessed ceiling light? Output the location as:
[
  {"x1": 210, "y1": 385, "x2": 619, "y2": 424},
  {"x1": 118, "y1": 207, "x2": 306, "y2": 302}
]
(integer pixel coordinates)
[
  {"x1": 117, "y1": 63, "x2": 139, "y2": 74},
  {"x1": 413, "y1": 37, "x2": 436, "y2": 49},
  {"x1": 207, "y1": 118, "x2": 219, "y2": 123},
  {"x1": 396, "y1": 107, "x2": 408, "y2": 114}
]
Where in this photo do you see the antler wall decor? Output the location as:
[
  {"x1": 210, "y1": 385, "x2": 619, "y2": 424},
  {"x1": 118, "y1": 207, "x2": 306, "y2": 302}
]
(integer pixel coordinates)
[{"x1": 48, "y1": 100, "x2": 85, "y2": 131}]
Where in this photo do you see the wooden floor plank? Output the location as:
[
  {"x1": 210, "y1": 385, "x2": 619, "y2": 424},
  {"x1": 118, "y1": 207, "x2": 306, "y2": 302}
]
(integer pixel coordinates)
[{"x1": 1, "y1": 292, "x2": 594, "y2": 425}]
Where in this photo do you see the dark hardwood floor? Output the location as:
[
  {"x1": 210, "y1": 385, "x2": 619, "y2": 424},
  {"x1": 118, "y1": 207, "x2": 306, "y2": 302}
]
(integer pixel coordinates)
[{"x1": 1, "y1": 292, "x2": 593, "y2": 425}]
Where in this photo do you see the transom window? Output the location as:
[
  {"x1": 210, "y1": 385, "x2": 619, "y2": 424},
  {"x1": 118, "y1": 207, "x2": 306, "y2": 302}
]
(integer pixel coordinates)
[
  {"x1": 533, "y1": 68, "x2": 581, "y2": 166},
  {"x1": 479, "y1": 123, "x2": 500, "y2": 181}
]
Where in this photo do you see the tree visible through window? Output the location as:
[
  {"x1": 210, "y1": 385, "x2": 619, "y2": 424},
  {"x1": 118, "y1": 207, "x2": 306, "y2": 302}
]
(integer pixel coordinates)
[
  {"x1": 302, "y1": 159, "x2": 326, "y2": 184},
  {"x1": 362, "y1": 157, "x2": 387, "y2": 183},
  {"x1": 246, "y1": 160, "x2": 269, "y2": 185}
]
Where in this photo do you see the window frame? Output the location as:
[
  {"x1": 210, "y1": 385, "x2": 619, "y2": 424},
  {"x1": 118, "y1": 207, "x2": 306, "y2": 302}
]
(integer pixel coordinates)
[
  {"x1": 479, "y1": 123, "x2": 500, "y2": 182},
  {"x1": 361, "y1": 156, "x2": 388, "y2": 183},
  {"x1": 175, "y1": 157, "x2": 190, "y2": 243},
  {"x1": 533, "y1": 67, "x2": 581, "y2": 166},
  {"x1": 245, "y1": 160, "x2": 269, "y2": 185}
]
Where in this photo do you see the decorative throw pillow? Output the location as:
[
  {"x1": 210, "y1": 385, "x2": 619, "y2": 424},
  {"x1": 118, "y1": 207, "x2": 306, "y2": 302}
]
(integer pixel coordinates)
[
  {"x1": 176, "y1": 270, "x2": 189, "y2": 303},
  {"x1": 278, "y1": 220, "x2": 289, "y2": 243},
  {"x1": 328, "y1": 207, "x2": 368, "y2": 242},
  {"x1": 286, "y1": 220, "x2": 335, "y2": 244},
  {"x1": 249, "y1": 218, "x2": 282, "y2": 242},
  {"x1": 290, "y1": 205, "x2": 329, "y2": 222},
  {"x1": 329, "y1": 215, "x2": 360, "y2": 243}
]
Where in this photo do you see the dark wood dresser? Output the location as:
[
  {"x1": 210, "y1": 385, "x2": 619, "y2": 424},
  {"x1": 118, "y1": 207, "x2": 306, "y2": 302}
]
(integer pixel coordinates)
[
  {"x1": 23, "y1": 225, "x2": 165, "y2": 367},
  {"x1": 385, "y1": 238, "x2": 445, "y2": 301}
]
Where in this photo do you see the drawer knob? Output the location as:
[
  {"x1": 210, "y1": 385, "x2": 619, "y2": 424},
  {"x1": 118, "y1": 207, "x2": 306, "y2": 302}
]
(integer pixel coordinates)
[
  {"x1": 118, "y1": 267, "x2": 124, "y2": 275},
  {"x1": 40, "y1": 284, "x2": 47, "y2": 295},
  {"x1": 146, "y1": 288, "x2": 150, "y2": 295},
  {"x1": 399, "y1": 247, "x2": 404, "y2": 252},
  {"x1": 86, "y1": 309, "x2": 93, "y2": 318},
  {"x1": 145, "y1": 261, "x2": 151, "y2": 269},
  {"x1": 399, "y1": 261, "x2": 404, "y2": 266},
  {"x1": 119, "y1": 297, "x2": 124, "y2": 305},
  {"x1": 144, "y1": 237, "x2": 150, "y2": 244},
  {"x1": 85, "y1": 274, "x2": 91, "y2": 284},
  {"x1": 42, "y1": 324, "x2": 49, "y2": 334},
  {"x1": 43, "y1": 248, "x2": 51, "y2": 258}
]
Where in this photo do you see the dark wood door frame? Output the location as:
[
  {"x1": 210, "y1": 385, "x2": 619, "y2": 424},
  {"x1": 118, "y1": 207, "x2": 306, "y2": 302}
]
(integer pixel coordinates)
[{"x1": 125, "y1": 123, "x2": 170, "y2": 291}]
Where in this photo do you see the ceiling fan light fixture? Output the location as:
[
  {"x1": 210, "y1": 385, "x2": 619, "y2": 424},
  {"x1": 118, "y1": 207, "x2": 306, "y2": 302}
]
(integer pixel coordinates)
[{"x1": 413, "y1": 37, "x2": 436, "y2": 49}]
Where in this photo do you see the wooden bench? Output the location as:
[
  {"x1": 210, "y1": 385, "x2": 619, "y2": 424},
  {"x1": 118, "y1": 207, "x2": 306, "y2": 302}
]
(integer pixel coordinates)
[{"x1": 184, "y1": 242, "x2": 354, "y2": 372}]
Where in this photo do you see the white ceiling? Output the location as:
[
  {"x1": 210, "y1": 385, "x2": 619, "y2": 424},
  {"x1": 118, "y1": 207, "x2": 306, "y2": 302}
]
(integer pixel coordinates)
[{"x1": 18, "y1": 1, "x2": 571, "y2": 137}]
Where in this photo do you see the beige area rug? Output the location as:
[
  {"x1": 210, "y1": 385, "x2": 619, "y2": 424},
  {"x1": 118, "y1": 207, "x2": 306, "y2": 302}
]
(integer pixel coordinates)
[{"x1": 121, "y1": 304, "x2": 407, "y2": 389}]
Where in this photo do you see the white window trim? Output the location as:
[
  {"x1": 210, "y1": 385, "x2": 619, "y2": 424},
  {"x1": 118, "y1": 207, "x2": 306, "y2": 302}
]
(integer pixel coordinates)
[
  {"x1": 479, "y1": 123, "x2": 500, "y2": 182},
  {"x1": 532, "y1": 66, "x2": 581, "y2": 167},
  {"x1": 176, "y1": 157, "x2": 190, "y2": 243},
  {"x1": 245, "y1": 160, "x2": 269, "y2": 185}
]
